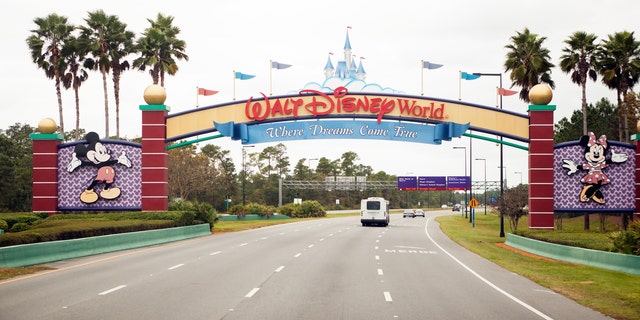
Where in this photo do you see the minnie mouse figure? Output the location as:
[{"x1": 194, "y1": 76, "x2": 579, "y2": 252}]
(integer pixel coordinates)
[
  {"x1": 67, "y1": 132, "x2": 132, "y2": 204},
  {"x1": 562, "y1": 132, "x2": 628, "y2": 204}
]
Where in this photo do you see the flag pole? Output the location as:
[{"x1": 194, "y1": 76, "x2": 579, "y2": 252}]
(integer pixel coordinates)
[
  {"x1": 495, "y1": 86, "x2": 499, "y2": 107},
  {"x1": 458, "y1": 70, "x2": 462, "y2": 101},
  {"x1": 421, "y1": 60, "x2": 424, "y2": 96},
  {"x1": 269, "y1": 60, "x2": 273, "y2": 96},
  {"x1": 233, "y1": 71, "x2": 236, "y2": 100},
  {"x1": 196, "y1": 86, "x2": 199, "y2": 107}
]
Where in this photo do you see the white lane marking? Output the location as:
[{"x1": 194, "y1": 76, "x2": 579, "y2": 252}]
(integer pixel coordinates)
[
  {"x1": 308, "y1": 244, "x2": 314, "y2": 248},
  {"x1": 210, "y1": 251, "x2": 222, "y2": 256},
  {"x1": 319, "y1": 238, "x2": 325, "y2": 242},
  {"x1": 377, "y1": 269, "x2": 384, "y2": 275},
  {"x1": 375, "y1": 255, "x2": 380, "y2": 260},
  {"x1": 275, "y1": 266, "x2": 285, "y2": 272},
  {"x1": 384, "y1": 291, "x2": 392, "y2": 302},
  {"x1": 168, "y1": 264, "x2": 184, "y2": 270},
  {"x1": 424, "y1": 218, "x2": 554, "y2": 320},
  {"x1": 261, "y1": 237, "x2": 268, "y2": 240},
  {"x1": 294, "y1": 253, "x2": 302, "y2": 258},
  {"x1": 239, "y1": 243, "x2": 248, "y2": 247},
  {"x1": 328, "y1": 233, "x2": 334, "y2": 237},
  {"x1": 99, "y1": 285, "x2": 127, "y2": 295},
  {"x1": 395, "y1": 245, "x2": 426, "y2": 249},
  {"x1": 374, "y1": 246, "x2": 379, "y2": 250},
  {"x1": 245, "y1": 288, "x2": 260, "y2": 298}
]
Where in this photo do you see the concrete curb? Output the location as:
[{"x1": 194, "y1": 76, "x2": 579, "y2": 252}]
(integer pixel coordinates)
[
  {"x1": 0, "y1": 224, "x2": 211, "y2": 268},
  {"x1": 505, "y1": 233, "x2": 640, "y2": 274}
]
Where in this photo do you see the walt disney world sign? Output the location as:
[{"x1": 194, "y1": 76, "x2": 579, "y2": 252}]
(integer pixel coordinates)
[{"x1": 166, "y1": 87, "x2": 529, "y2": 144}]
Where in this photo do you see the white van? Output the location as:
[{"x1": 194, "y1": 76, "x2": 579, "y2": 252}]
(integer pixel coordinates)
[{"x1": 360, "y1": 197, "x2": 390, "y2": 227}]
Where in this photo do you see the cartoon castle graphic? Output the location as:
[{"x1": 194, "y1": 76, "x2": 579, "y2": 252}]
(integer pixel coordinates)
[{"x1": 323, "y1": 29, "x2": 367, "y2": 82}]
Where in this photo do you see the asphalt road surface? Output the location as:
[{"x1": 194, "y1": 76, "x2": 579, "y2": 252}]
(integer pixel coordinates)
[{"x1": 0, "y1": 210, "x2": 611, "y2": 320}]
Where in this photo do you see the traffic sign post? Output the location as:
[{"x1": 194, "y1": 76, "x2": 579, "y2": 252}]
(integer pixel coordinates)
[{"x1": 469, "y1": 198, "x2": 479, "y2": 228}]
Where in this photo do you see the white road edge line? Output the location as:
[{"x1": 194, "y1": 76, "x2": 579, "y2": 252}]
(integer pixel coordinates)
[
  {"x1": 99, "y1": 285, "x2": 127, "y2": 295},
  {"x1": 168, "y1": 264, "x2": 184, "y2": 270},
  {"x1": 245, "y1": 288, "x2": 260, "y2": 298},
  {"x1": 384, "y1": 291, "x2": 392, "y2": 302},
  {"x1": 275, "y1": 266, "x2": 285, "y2": 272},
  {"x1": 424, "y1": 218, "x2": 554, "y2": 320}
]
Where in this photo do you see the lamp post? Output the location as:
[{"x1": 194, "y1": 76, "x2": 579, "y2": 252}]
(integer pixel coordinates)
[
  {"x1": 453, "y1": 146, "x2": 468, "y2": 218},
  {"x1": 498, "y1": 165, "x2": 507, "y2": 188},
  {"x1": 475, "y1": 158, "x2": 487, "y2": 216},
  {"x1": 515, "y1": 171, "x2": 523, "y2": 185},
  {"x1": 474, "y1": 72, "x2": 504, "y2": 236},
  {"x1": 242, "y1": 145, "x2": 255, "y2": 205}
]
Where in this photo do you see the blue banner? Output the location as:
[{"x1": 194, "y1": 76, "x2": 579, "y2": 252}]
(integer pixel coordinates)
[{"x1": 214, "y1": 120, "x2": 469, "y2": 145}]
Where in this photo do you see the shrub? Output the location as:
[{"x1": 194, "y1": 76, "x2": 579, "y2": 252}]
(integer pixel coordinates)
[
  {"x1": 187, "y1": 201, "x2": 217, "y2": 227},
  {"x1": 610, "y1": 220, "x2": 640, "y2": 255},
  {"x1": 9, "y1": 222, "x2": 30, "y2": 232},
  {"x1": 0, "y1": 219, "x2": 8, "y2": 231}
]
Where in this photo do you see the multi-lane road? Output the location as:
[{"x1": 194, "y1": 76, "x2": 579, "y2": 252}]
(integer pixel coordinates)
[{"x1": 0, "y1": 211, "x2": 610, "y2": 319}]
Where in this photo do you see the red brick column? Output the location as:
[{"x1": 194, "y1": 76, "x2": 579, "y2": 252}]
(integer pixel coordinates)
[
  {"x1": 140, "y1": 104, "x2": 169, "y2": 211},
  {"x1": 633, "y1": 134, "x2": 640, "y2": 220},
  {"x1": 30, "y1": 133, "x2": 63, "y2": 215},
  {"x1": 528, "y1": 105, "x2": 556, "y2": 229}
]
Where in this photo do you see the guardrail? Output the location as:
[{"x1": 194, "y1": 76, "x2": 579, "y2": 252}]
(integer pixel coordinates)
[
  {"x1": 505, "y1": 233, "x2": 640, "y2": 274},
  {"x1": 0, "y1": 224, "x2": 211, "y2": 268}
]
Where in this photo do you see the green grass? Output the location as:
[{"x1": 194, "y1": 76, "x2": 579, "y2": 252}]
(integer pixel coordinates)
[{"x1": 437, "y1": 212, "x2": 640, "y2": 320}]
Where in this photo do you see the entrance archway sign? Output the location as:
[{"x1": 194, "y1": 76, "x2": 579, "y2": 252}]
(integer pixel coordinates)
[
  {"x1": 165, "y1": 87, "x2": 530, "y2": 145},
  {"x1": 32, "y1": 85, "x2": 568, "y2": 229}
]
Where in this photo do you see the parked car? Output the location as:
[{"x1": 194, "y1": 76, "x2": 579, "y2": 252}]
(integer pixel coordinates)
[
  {"x1": 414, "y1": 209, "x2": 425, "y2": 217},
  {"x1": 452, "y1": 204, "x2": 461, "y2": 212},
  {"x1": 402, "y1": 209, "x2": 415, "y2": 218}
]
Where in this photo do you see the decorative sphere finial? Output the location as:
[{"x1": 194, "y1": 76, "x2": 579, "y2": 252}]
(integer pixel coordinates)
[
  {"x1": 38, "y1": 118, "x2": 57, "y2": 134},
  {"x1": 529, "y1": 84, "x2": 553, "y2": 105},
  {"x1": 143, "y1": 84, "x2": 167, "y2": 105}
]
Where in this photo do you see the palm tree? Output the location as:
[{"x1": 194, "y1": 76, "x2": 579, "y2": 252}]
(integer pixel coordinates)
[
  {"x1": 60, "y1": 36, "x2": 90, "y2": 140},
  {"x1": 504, "y1": 28, "x2": 555, "y2": 102},
  {"x1": 80, "y1": 10, "x2": 133, "y2": 138},
  {"x1": 26, "y1": 14, "x2": 75, "y2": 134},
  {"x1": 597, "y1": 31, "x2": 640, "y2": 142},
  {"x1": 559, "y1": 31, "x2": 599, "y2": 135},
  {"x1": 133, "y1": 13, "x2": 189, "y2": 86}
]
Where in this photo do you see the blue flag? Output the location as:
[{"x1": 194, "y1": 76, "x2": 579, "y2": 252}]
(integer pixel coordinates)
[
  {"x1": 423, "y1": 61, "x2": 443, "y2": 69},
  {"x1": 271, "y1": 61, "x2": 292, "y2": 69},
  {"x1": 235, "y1": 72, "x2": 255, "y2": 80},
  {"x1": 461, "y1": 72, "x2": 480, "y2": 80}
]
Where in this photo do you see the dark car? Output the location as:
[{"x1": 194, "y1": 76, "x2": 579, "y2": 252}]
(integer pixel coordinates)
[{"x1": 402, "y1": 209, "x2": 415, "y2": 218}]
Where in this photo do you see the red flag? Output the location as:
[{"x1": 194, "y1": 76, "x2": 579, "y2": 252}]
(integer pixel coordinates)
[
  {"x1": 498, "y1": 88, "x2": 518, "y2": 96},
  {"x1": 198, "y1": 88, "x2": 218, "y2": 96}
]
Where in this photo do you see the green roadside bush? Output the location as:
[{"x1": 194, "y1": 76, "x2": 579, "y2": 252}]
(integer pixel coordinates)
[{"x1": 281, "y1": 200, "x2": 326, "y2": 218}]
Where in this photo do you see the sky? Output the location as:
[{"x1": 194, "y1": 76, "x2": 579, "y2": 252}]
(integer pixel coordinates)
[{"x1": 2, "y1": 0, "x2": 639, "y2": 188}]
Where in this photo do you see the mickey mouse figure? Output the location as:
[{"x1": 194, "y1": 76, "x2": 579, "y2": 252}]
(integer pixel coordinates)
[
  {"x1": 562, "y1": 132, "x2": 628, "y2": 204},
  {"x1": 67, "y1": 132, "x2": 132, "y2": 204}
]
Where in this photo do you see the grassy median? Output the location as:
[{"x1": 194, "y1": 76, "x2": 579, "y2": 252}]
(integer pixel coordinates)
[{"x1": 437, "y1": 212, "x2": 640, "y2": 320}]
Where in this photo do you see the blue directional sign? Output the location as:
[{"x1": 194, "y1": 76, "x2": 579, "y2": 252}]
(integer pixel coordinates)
[
  {"x1": 447, "y1": 176, "x2": 470, "y2": 190},
  {"x1": 397, "y1": 176, "x2": 417, "y2": 190},
  {"x1": 418, "y1": 176, "x2": 446, "y2": 190}
]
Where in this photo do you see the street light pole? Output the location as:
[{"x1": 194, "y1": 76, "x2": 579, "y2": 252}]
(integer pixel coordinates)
[
  {"x1": 453, "y1": 146, "x2": 468, "y2": 218},
  {"x1": 473, "y1": 72, "x2": 505, "y2": 236},
  {"x1": 515, "y1": 171, "x2": 523, "y2": 185},
  {"x1": 475, "y1": 158, "x2": 487, "y2": 216},
  {"x1": 242, "y1": 145, "x2": 255, "y2": 205}
]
